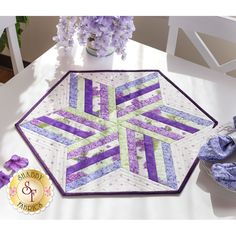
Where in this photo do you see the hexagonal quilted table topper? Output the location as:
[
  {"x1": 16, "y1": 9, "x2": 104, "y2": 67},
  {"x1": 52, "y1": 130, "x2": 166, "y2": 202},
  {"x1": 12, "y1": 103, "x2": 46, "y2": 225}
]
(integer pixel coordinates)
[{"x1": 16, "y1": 70, "x2": 217, "y2": 196}]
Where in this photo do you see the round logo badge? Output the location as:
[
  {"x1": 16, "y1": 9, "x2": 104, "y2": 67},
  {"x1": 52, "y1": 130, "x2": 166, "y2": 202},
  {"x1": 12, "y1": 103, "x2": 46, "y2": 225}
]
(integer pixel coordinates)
[{"x1": 7, "y1": 169, "x2": 53, "y2": 214}]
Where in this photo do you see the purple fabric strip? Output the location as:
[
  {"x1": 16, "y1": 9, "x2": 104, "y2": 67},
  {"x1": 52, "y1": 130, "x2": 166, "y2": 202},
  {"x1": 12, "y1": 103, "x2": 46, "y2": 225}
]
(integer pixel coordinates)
[
  {"x1": 128, "y1": 118, "x2": 183, "y2": 140},
  {"x1": 117, "y1": 94, "x2": 162, "y2": 118},
  {"x1": 67, "y1": 132, "x2": 118, "y2": 159},
  {"x1": 66, "y1": 146, "x2": 120, "y2": 176},
  {"x1": 66, "y1": 160, "x2": 121, "y2": 191},
  {"x1": 37, "y1": 116, "x2": 94, "y2": 138},
  {"x1": 100, "y1": 84, "x2": 109, "y2": 120},
  {"x1": 126, "y1": 129, "x2": 139, "y2": 174},
  {"x1": 66, "y1": 171, "x2": 87, "y2": 184},
  {"x1": 21, "y1": 122, "x2": 74, "y2": 145},
  {"x1": 84, "y1": 79, "x2": 93, "y2": 115},
  {"x1": 144, "y1": 135, "x2": 158, "y2": 182},
  {"x1": 56, "y1": 109, "x2": 107, "y2": 131},
  {"x1": 30, "y1": 119, "x2": 43, "y2": 126},
  {"x1": 116, "y1": 72, "x2": 159, "y2": 93},
  {"x1": 116, "y1": 82, "x2": 160, "y2": 105},
  {"x1": 69, "y1": 73, "x2": 78, "y2": 108},
  {"x1": 143, "y1": 111, "x2": 199, "y2": 133},
  {"x1": 159, "y1": 105, "x2": 213, "y2": 126},
  {"x1": 161, "y1": 142, "x2": 177, "y2": 189},
  {"x1": 66, "y1": 155, "x2": 120, "y2": 184}
]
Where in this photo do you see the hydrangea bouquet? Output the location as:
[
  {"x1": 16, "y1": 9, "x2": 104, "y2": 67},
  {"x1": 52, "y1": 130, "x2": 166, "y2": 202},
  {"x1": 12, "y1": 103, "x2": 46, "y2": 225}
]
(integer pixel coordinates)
[{"x1": 53, "y1": 16, "x2": 135, "y2": 59}]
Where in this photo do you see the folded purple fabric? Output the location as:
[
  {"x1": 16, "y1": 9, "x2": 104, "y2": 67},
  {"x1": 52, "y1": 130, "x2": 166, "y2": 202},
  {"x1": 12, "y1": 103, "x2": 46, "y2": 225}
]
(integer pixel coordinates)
[
  {"x1": 0, "y1": 171, "x2": 10, "y2": 189},
  {"x1": 211, "y1": 163, "x2": 236, "y2": 191},
  {"x1": 0, "y1": 155, "x2": 29, "y2": 190},
  {"x1": 198, "y1": 116, "x2": 236, "y2": 162},
  {"x1": 4, "y1": 154, "x2": 29, "y2": 172},
  {"x1": 198, "y1": 135, "x2": 236, "y2": 162}
]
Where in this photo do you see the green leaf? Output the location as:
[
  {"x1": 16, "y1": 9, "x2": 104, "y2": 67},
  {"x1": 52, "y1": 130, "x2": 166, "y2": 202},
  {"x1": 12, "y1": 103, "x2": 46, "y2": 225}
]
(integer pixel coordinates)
[
  {"x1": 0, "y1": 16, "x2": 29, "y2": 52},
  {"x1": 17, "y1": 35, "x2": 22, "y2": 47},
  {"x1": 16, "y1": 16, "x2": 29, "y2": 24},
  {"x1": 0, "y1": 31, "x2": 7, "y2": 52}
]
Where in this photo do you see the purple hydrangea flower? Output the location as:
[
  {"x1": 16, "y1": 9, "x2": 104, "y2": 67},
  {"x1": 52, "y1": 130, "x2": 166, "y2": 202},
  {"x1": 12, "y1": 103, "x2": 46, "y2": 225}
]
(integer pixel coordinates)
[
  {"x1": 54, "y1": 16, "x2": 135, "y2": 59},
  {"x1": 4, "y1": 155, "x2": 29, "y2": 172},
  {"x1": 0, "y1": 171, "x2": 10, "y2": 189},
  {"x1": 77, "y1": 16, "x2": 135, "y2": 59},
  {"x1": 53, "y1": 16, "x2": 78, "y2": 50}
]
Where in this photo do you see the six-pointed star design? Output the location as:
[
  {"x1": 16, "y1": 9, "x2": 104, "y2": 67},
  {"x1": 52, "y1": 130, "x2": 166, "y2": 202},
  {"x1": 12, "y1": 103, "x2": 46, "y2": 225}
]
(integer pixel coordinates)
[{"x1": 16, "y1": 70, "x2": 217, "y2": 196}]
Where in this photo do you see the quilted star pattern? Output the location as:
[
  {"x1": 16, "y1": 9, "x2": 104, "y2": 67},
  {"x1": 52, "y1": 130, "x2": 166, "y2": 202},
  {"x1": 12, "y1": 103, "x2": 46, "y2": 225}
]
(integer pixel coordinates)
[{"x1": 16, "y1": 70, "x2": 217, "y2": 195}]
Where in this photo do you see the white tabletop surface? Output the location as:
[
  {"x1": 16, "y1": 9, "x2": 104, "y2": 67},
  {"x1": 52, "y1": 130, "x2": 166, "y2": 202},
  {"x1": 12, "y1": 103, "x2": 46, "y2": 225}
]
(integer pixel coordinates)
[{"x1": 1, "y1": 40, "x2": 236, "y2": 219}]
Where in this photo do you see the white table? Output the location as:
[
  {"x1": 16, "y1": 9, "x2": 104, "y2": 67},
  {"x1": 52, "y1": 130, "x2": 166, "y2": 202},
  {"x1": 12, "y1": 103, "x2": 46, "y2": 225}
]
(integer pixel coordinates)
[{"x1": 1, "y1": 40, "x2": 236, "y2": 219}]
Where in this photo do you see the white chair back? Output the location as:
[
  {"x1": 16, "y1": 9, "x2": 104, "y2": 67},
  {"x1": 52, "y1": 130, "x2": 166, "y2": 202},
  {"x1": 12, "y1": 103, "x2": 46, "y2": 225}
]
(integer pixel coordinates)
[
  {"x1": 0, "y1": 16, "x2": 24, "y2": 75},
  {"x1": 166, "y1": 16, "x2": 236, "y2": 74}
]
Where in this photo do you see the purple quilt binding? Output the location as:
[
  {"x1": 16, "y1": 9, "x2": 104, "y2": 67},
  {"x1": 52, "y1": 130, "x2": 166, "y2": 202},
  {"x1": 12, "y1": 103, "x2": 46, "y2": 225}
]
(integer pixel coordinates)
[{"x1": 15, "y1": 69, "x2": 218, "y2": 197}]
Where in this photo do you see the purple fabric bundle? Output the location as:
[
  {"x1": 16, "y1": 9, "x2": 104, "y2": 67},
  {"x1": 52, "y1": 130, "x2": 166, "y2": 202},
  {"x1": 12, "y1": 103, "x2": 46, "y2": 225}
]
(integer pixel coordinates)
[
  {"x1": 0, "y1": 155, "x2": 28, "y2": 189},
  {"x1": 198, "y1": 116, "x2": 236, "y2": 191},
  {"x1": 198, "y1": 135, "x2": 236, "y2": 162},
  {"x1": 211, "y1": 163, "x2": 236, "y2": 191}
]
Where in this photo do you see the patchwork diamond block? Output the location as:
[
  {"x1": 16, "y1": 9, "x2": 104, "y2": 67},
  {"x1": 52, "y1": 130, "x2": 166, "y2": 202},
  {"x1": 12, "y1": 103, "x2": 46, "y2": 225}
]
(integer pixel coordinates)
[{"x1": 16, "y1": 70, "x2": 217, "y2": 196}]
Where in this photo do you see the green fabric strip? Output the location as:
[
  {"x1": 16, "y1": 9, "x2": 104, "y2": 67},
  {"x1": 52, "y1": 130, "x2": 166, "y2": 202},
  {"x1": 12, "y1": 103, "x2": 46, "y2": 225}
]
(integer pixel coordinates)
[
  {"x1": 153, "y1": 139, "x2": 167, "y2": 182},
  {"x1": 118, "y1": 126, "x2": 130, "y2": 170},
  {"x1": 67, "y1": 126, "x2": 118, "y2": 152},
  {"x1": 65, "y1": 107, "x2": 113, "y2": 128},
  {"x1": 159, "y1": 110, "x2": 206, "y2": 130},
  {"x1": 108, "y1": 86, "x2": 117, "y2": 123},
  {"x1": 74, "y1": 156, "x2": 115, "y2": 175},
  {"x1": 121, "y1": 77, "x2": 159, "y2": 96},
  {"x1": 37, "y1": 121, "x2": 81, "y2": 142},
  {"x1": 117, "y1": 99, "x2": 163, "y2": 123},
  {"x1": 121, "y1": 121, "x2": 173, "y2": 144},
  {"x1": 77, "y1": 76, "x2": 85, "y2": 112}
]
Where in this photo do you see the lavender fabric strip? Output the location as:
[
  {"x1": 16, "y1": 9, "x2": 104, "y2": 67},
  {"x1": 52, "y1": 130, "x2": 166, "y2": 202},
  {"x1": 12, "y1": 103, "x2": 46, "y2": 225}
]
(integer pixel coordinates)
[
  {"x1": 67, "y1": 154, "x2": 121, "y2": 184},
  {"x1": 126, "y1": 129, "x2": 139, "y2": 174},
  {"x1": 116, "y1": 72, "x2": 159, "y2": 93},
  {"x1": 100, "y1": 84, "x2": 109, "y2": 120},
  {"x1": 66, "y1": 146, "x2": 120, "y2": 176},
  {"x1": 66, "y1": 160, "x2": 121, "y2": 191},
  {"x1": 128, "y1": 118, "x2": 183, "y2": 140},
  {"x1": 159, "y1": 105, "x2": 213, "y2": 126},
  {"x1": 117, "y1": 94, "x2": 162, "y2": 117},
  {"x1": 38, "y1": 116, "x2": 95, "y2": 138},
  {"x1": 66, "y1": 171, "x2": 87, "y2": 184},
  {"x1": 143, "y1": 111, "x2": 199, "y2": 133},
  {"x1": 116, "y1": 82, "x2": 160, "y2": 105},
  {"x1": 69, "y1": 73, "x2": 78, "y2": 108},
  {"x1": 56, "y1": 109, "x2": 107, "y2": 131},
  {"x1": 84, "y1": 78, "x2": 93, "y2": 115},
  {"x1": 68, "y1": 132, "x2": 118, "y2": 159},
  {"x1": 161, "y1": 142, "x2": 178, "y2": 189},
  {"x1": 30, "y1": 119, "x2": 43, "y2": 126},
  {"x1": 21, "y1": 122, "x2": 74, "y2": 145},
  {"x1": 144, "y1": 135, "x2": 158, "y2": 182}
]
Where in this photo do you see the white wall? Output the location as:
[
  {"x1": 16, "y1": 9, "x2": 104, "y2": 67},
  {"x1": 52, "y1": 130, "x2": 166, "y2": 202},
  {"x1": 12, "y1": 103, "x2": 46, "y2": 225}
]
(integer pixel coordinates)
[{"x1": 2, "y1": 16, "x2": 236, "y2": 76}]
